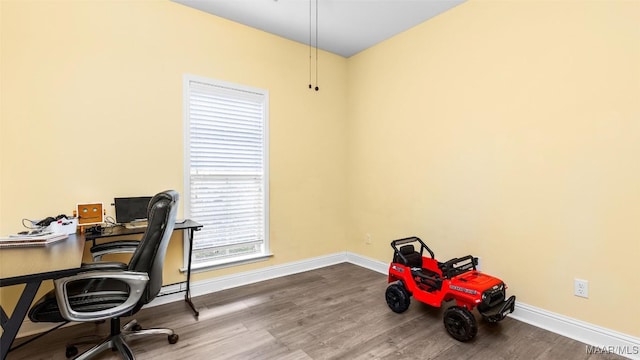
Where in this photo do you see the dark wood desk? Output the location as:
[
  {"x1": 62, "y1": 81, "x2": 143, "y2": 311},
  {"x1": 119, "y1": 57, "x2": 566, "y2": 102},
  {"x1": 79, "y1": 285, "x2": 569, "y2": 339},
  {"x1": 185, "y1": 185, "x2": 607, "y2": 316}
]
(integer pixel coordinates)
[
  {"x1": 85, "y1": 220, "x2": 203, "y2": 317},
  {"x1": 0, "y1": 234, "x2": 86, "y2": 360}
]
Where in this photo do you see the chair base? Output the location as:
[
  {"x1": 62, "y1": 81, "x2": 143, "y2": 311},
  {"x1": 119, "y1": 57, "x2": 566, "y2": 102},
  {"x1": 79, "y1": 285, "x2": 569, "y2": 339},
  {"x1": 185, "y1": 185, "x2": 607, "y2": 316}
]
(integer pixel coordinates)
[{"x1": 68, "y1": 318, "x2": 178, "y2": 360}]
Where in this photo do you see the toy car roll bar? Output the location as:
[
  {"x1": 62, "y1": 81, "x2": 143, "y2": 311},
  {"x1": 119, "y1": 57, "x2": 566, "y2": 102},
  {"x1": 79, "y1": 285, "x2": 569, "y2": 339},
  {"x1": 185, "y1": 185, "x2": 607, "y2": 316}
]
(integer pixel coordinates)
[
  {"x1": 391, "y1": 237, "x2": 479, "y2": 279},
  {"x1": 439, "y1": 255, "x2": 477, "y2": 278},
  {"x1": 391, "y1": 236, "x2": 435, "y2": 259}
]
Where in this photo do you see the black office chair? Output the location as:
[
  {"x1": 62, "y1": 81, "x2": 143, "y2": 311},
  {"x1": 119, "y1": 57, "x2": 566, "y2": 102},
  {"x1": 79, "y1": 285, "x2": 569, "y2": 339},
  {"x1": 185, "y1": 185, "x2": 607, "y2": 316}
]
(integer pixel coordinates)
[{"x1": 28, "y1": 190, "x2": 180, "y2": 360}]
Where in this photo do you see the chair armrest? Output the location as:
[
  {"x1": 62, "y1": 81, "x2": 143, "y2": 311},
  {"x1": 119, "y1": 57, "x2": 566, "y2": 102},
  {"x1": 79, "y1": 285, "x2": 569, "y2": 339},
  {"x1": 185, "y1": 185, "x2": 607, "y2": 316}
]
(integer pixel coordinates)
[
  {"x1": 80, "y1": 261, "x2": 128, "y2": 271},
  {"x1": 54, "y1": 271, "x2": 149, "y2": 322},
  {"x1": 90, "y1": 240, "x2": 140, "y2": 261}
]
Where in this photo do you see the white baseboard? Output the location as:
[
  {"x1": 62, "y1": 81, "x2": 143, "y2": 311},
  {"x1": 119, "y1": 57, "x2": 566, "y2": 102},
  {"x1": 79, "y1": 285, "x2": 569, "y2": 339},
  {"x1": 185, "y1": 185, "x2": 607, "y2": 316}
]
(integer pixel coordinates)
[
  {"x1": 512, "y1": 302, "x2": 640, "y2": 360},
  {"x1": 346, "y1": 251, "x2": 388, "y2": 274},
  {"x1": 149, "y1": 252, "x2": 347, "y2": 307},
  {"x1": 15, "y1": 251, "x2": 640, "y2": 360}
]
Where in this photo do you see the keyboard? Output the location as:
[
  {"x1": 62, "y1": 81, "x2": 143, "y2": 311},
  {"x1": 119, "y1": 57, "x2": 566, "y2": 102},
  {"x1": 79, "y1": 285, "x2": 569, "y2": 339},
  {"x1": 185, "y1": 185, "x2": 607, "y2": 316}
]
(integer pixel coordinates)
[{"x1": 124, "y1": 221, "x2": 148, "y2": 229}]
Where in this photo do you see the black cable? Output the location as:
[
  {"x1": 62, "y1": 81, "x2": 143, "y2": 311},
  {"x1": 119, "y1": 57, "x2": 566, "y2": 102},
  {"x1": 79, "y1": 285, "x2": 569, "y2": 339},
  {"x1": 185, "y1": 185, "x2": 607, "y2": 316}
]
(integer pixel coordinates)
[
  {"x1": 21, "y1": 218, "x2": 41, "y2": 230},
  {"x1": 103, "y1": 215, "x2": 117, "y2": 227},
  {"x1": 9, "y1": 321, "x2": 69, "y2": 352},
  {"x1": 309, "y1": 0, "x2": 312, "y2": 89},
  {"x1": 315, "y1": 0, "x2": 319, "y2": 91}
]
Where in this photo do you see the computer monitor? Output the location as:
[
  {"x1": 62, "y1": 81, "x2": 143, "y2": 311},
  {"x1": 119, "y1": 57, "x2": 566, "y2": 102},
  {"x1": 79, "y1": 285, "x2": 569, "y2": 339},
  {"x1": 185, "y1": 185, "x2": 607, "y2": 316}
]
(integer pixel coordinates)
[{"x1": 114, "y1": 196, "x2": 152, "y2": 224}]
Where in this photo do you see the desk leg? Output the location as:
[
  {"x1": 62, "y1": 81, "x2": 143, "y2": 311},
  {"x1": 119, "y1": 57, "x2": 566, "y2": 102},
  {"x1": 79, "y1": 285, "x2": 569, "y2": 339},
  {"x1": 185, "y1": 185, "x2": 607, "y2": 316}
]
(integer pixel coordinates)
[
  {"x1": 184, "y1": 229, "x2": 199, "y2": 317},
  {"x1": 1, "y1": 281, "x2": 41, "y2": 360},
  {"x1": 0, "y1": 307, "x2": 8, "y2": 328}
]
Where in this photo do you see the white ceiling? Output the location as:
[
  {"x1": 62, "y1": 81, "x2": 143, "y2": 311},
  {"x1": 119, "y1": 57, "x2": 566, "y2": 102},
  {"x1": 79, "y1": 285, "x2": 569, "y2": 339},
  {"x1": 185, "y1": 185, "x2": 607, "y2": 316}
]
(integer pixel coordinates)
[{"x1": 172, "y1": 0, "x2": 466, "y2": 58}]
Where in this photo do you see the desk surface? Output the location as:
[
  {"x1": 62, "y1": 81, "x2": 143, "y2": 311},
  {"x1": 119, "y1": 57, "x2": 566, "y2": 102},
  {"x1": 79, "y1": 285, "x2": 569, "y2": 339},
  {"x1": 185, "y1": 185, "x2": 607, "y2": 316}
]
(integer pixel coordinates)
[
  {"x1": 85, "y1": 219, "x2": 202, "y2": 240},
  {"x1": 0, "y1": 220, "x2": 202, "y2": 282},
  {"x1": 0, "y1": 234, "x2": 86, "y2": 284}
]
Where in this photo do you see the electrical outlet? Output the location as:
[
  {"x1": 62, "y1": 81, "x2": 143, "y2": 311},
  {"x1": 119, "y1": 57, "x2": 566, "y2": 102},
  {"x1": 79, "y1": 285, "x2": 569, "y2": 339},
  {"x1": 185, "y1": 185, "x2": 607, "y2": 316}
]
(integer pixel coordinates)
[
  {"x1": 574, "y1": 279, "x2": 588, "y2": 298},
  {"x1": 365, "y1": 233, "x2": 372, "y2": 245},
  {"x1": 475, "y1": 257, "x2": 481, "y2": 271}
]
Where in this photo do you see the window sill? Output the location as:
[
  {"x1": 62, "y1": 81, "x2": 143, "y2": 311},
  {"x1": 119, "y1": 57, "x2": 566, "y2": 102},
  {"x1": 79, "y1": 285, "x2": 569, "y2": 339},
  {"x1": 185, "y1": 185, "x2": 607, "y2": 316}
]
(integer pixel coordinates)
[{"x1": 180, "y1": 253, "x2": 273, "y2": 274}]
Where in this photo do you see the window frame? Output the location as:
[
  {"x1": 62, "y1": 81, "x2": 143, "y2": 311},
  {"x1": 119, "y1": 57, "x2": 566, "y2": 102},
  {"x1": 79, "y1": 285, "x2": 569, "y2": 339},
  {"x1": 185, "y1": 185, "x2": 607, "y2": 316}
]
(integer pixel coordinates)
[{"x1": 182, "y1": 74, "x2": 270, "y2": 272}]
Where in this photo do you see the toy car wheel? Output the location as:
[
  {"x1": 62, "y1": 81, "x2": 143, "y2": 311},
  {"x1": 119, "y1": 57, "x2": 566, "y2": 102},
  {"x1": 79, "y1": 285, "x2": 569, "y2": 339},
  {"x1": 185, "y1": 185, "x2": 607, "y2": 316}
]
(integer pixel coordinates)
[
  {"x1": 443, "y1": 306, "x2": 478, "y2": 342},
  {"x1": 385, "y1": 283, "x2": 410, "y2": 313}
]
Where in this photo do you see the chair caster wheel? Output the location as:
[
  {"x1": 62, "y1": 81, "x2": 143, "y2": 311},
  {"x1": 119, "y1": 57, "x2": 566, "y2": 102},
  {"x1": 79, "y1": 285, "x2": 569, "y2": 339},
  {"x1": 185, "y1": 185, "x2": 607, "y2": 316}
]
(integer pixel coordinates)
[
  {"x1": 168, "y1": 334, "x2": 179, "y2": 344},
  {"x1": 65, "y1": 345, "x2": 78, "y2": 358},
  {"x1": 132, "y1": 323, "x2": 142, "y2": 331}
]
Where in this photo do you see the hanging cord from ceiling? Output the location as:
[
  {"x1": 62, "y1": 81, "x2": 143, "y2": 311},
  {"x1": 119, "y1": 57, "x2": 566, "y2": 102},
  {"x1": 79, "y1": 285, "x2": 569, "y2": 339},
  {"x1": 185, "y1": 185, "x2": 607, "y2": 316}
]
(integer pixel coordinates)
[
  {"x1": 308, "y1": 0, "x2": 319, "y2": 91},
  {"x1": 315, "y1": 0, "x2": 319, "y2": 91},
  {"x1": 309, "y1": 0, "x2": 312, "y2": 90}
]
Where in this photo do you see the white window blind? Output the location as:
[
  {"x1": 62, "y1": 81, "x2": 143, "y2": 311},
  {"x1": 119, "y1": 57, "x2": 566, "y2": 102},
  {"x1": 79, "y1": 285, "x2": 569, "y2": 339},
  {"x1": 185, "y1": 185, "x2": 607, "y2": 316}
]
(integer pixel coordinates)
[{"x1": 184, "y1": 75, "x2": 269, "y2": 267}]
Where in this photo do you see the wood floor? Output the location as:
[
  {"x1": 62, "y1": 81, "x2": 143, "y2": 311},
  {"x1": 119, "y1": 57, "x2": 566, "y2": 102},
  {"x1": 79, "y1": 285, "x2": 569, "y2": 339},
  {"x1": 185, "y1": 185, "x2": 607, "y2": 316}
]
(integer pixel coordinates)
[{"x1": 9, "y1": 263, "x2": 623, "y2": 360}]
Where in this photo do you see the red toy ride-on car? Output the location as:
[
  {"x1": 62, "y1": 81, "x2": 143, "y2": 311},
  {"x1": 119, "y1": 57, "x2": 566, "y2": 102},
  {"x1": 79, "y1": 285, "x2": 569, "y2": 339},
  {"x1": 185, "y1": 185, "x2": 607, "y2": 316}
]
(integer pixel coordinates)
[{"x1": 386, "y1": 236, "x2": 516, "y2": 342}]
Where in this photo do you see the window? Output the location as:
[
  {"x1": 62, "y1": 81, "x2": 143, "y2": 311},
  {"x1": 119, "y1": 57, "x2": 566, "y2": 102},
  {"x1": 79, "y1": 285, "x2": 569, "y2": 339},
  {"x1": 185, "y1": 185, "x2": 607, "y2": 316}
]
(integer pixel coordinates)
[{"x1": 183, "y1": 75, "x2": 269, "y2": 269}]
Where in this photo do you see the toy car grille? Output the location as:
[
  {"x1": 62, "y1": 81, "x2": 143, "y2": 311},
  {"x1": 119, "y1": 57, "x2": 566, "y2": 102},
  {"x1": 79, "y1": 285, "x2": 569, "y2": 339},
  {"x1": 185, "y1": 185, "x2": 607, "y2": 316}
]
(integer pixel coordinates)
[{"x1": 482, "y1": 284, "x2": 506, "y2": 308}]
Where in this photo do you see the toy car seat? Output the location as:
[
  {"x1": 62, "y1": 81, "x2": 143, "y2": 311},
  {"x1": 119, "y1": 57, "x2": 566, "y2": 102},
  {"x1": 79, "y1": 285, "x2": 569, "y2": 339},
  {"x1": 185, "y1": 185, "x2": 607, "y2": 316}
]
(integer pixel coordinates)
[
  {"x1": 395, "y1": 244, "x2": 443, "y2": 291},
  {"x1": 395, "y1": 244, "x2": 422, "y2": 268}
]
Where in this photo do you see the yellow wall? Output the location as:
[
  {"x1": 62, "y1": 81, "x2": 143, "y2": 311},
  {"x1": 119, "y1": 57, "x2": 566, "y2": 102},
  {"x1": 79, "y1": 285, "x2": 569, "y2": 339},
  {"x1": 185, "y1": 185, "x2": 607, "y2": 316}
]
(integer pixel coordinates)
[
  {"x1": 0, "y1": 0, "x2": 348, "y2": 312},
  {"x1": 2, "y1": 0, "x2": 639, "y2": 341},
  {"x1": 347, "y1": 1, "x2": 639, "y2": 337}
]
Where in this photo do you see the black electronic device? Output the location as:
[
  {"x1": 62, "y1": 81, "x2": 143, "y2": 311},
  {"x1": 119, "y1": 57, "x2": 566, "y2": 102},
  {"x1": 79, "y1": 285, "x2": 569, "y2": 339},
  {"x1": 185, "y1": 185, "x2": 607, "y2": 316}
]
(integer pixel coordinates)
[
  {"x1": 36, "y1": 217, "x2": 56, "y2": 227},
  {"x1": 35, "y1": 214, "x2": 69, "y2": 227},
  {"x1": 85, "y1": 225, "x2": 103, "y2": 235},
  {"x1": 113, "y1": 196, "x2": 152, "y2": 225}
]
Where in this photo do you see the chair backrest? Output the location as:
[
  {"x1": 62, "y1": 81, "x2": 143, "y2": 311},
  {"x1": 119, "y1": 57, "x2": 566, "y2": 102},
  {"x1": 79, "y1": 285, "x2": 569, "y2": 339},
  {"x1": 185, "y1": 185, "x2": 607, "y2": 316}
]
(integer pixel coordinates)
[{"x1": 127, "y1": 190, "x2": 179, "y2": 305}]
